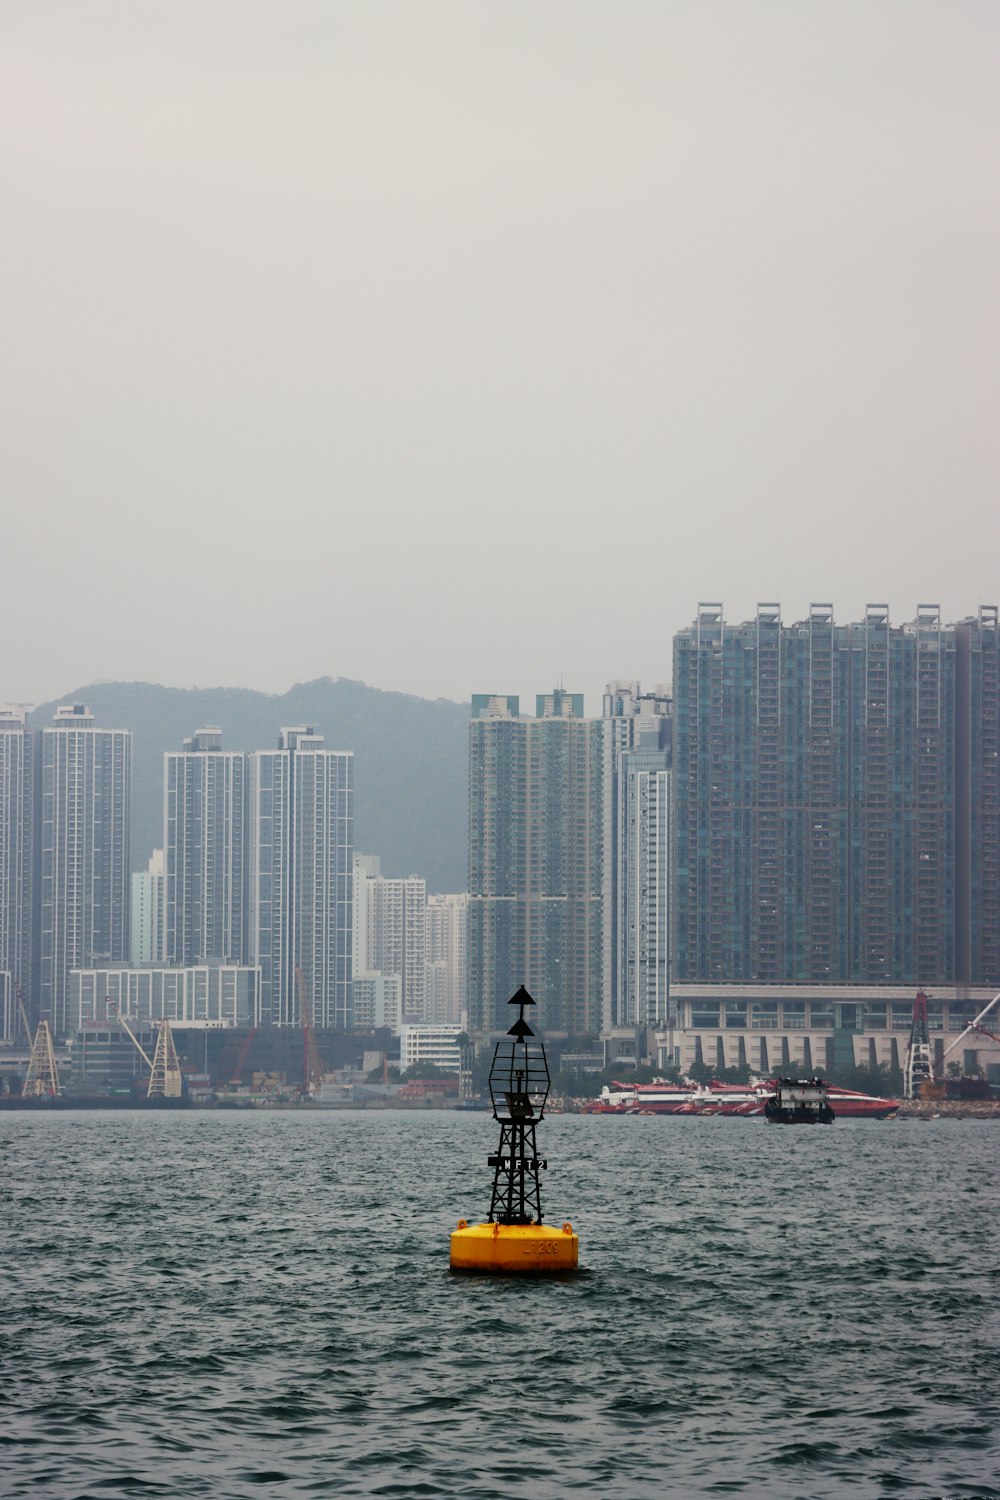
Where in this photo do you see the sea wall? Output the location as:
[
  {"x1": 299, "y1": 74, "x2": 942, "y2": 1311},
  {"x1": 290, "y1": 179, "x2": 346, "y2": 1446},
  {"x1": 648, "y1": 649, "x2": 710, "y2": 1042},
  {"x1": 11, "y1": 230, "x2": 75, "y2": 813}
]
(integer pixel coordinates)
[{"x1": 895, "y1": 1099, "x2": 1000, "y2": 1120}]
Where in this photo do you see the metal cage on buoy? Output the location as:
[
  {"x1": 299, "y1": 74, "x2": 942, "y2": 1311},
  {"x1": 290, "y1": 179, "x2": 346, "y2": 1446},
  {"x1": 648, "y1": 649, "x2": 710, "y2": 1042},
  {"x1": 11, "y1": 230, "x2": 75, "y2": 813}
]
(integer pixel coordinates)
[
  {"x1": 450, "y1": 985, "x2": 579, "y2": 1274},
  {"x1": 487, "y1": 984, "x2": 550, "y2": 1224}
]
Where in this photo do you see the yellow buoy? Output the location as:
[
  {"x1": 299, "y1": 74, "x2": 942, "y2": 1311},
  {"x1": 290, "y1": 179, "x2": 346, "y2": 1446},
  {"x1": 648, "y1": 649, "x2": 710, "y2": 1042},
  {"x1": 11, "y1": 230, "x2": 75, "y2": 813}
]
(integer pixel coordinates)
[
  {"x1": 450, "y1": 984, "x2": 580, "y2": 1274},
  {"x1": 450, "y1": 1219, "x2": 578, "y2": 1274}
]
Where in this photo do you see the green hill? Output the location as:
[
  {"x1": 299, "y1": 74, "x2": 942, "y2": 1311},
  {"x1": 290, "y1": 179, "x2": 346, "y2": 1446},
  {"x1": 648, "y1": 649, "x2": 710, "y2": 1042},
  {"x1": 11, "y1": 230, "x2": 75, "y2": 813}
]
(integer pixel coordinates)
[{"x1": 33, "y1": 679, "x2": 469, "y2": 893}]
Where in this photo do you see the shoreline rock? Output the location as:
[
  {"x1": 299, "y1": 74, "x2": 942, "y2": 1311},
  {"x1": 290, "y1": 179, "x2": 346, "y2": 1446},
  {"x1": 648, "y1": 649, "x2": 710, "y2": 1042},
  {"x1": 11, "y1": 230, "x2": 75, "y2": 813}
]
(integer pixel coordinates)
[{"x1": 894, "y1": 1099, "x2": 1000, "y2": 1120}]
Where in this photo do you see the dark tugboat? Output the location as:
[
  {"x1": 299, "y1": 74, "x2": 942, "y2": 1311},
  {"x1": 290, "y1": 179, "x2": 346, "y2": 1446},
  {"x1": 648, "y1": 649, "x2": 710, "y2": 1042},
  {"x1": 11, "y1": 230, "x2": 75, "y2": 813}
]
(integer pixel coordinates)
[
  {"x1": 449, "y1": 985, "x2": 578, "y2": 1273},
  {"x1": 764, "y1": 1076, "x2": 835, "y2": 1124}
]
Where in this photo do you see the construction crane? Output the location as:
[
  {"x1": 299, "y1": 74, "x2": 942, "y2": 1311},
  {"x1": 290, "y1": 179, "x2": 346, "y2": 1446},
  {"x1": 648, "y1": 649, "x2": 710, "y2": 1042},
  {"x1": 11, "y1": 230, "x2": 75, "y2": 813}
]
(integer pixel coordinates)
[
  {"x1": 147, "y1": 1020, "x2": 183, "y2": 1098},
  {"x1": 22, "y1": 1020, "x2": 60, "y2": 1098},
  {"x1": 117, "y1": 1011, "x2": 183, "y2": 1099},
  {"x1": 117, "y1": 1011, "x2": 154, "y2": 1071},
  {"x1": 903, "y1": 989, "x2": 934, "y2": 1099},
  {"x1": 936, "y1": 990, "x2": 1000, "y2": 1082},
  {"x1": 228, "y1": 1027, "x2": 258, "y2": 1089},
  {"x1": 15, "y1": 982, "x2": 32, "y2": 1048},
  {"x1": 294, "y1": 966, "x2": 324, "y2": 1097}
]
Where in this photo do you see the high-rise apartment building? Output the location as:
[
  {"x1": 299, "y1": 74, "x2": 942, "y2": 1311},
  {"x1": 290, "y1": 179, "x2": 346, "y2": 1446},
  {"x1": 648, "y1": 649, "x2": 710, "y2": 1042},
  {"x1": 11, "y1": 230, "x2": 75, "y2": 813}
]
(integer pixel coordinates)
[
  {"x1": 164, "y1": 729, "x2": 249, "y2": 967},
  {"x1": 0, "y1": 708, "x2": 33, "y2": 1039},
  {"x1": 352, "y1": 971, "x2": 401, "y2": 1033},
  {"x1": 958, "y1": 607, "x2": 1000, "y2": 985},
  {"x1": 602, "y1": 684, "x2": 672, "y2": 1030},
  {"x1": 352, "y1": 852, "x2": 381, "y2": 978},
  {"x1": 425, "y1": 892, "x2": 467, "y2": 1026},
  {"x1": 365, "y1": 874, "x2": 427, "y2": 1021},
  {"x1": 39, "y1": 705, "x2": 131, "y2": 1037},
  {"x1": 467, "y1": 691, "x2": 603, "y2": 1036},
  {"x1": 131, "y1": 849, "x2": 165, "y2": 965},
  {"x1": 672, "y1": 604, "x2": 1000, "y2": 987},
  {"x1": 250, "y1": 727, "x2": 353, "y2": 1028},
  {"x1": 467, "y1": 694, "x2": 522, "y2": 1037}
]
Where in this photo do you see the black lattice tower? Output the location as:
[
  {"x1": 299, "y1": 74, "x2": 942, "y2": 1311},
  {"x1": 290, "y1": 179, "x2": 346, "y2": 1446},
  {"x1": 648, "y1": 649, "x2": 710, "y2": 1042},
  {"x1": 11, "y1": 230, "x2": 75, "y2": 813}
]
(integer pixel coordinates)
[{"x1": 487, "y1": 985, "x2": 551, "y2": 1225}]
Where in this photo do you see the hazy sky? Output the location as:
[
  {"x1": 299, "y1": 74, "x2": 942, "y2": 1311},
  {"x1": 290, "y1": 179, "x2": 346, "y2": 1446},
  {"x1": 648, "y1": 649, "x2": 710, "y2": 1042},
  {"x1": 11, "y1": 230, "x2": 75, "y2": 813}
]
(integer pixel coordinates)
[{"x1": 3, "y1": 1, "x2": 998, "y2": 714}]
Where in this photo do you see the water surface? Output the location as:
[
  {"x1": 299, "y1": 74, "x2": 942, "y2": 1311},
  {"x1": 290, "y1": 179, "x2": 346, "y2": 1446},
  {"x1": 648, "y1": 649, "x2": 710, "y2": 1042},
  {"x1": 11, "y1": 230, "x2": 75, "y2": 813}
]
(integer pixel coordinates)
[{"x1": 2, "y1": 1111, "x2": 997, "y2": 1499}]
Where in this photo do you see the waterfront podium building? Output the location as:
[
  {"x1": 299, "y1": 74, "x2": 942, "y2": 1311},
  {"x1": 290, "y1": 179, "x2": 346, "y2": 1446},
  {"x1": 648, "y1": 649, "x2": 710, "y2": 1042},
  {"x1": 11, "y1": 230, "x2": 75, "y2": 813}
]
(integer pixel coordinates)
[{"x1": 658, "y1": 981, "x2": 1000, "y2": 1080}]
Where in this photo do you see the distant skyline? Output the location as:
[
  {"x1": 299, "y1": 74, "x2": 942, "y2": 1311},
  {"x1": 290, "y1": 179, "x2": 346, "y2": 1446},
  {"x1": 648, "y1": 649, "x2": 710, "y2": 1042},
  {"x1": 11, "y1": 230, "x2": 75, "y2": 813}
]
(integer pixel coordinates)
[
  {"x1": 10, "y1": 593, "x2": 1000, "y2": 724},
  {"x1": 4, "y1": 2, "x2": 998, "y2": 718}
]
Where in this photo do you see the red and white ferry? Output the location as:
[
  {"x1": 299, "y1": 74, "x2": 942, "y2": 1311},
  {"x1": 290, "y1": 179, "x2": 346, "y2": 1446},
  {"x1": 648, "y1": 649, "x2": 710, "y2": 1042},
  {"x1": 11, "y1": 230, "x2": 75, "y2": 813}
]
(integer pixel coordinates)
[{"x1": 582, "y1": 1078, "x2": 898, "y2": 1119}]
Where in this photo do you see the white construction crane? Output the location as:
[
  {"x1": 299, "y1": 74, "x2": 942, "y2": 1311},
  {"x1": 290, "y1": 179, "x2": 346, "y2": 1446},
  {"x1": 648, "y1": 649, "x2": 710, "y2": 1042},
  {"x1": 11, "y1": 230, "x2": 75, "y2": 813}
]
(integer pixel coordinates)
[
  {"x1": 117, "y1": 1012, "x2": 183, "y2": 1099},
  {"x1": 147, "y1": 1020, "x2": 183, "y2": 1098},
  {"x1": 22, "y1": 1020, "x2": 60, "y2": 1098},
  {"x1": 936, "y1": 991, "x2": 1000, "y2": 1079}
]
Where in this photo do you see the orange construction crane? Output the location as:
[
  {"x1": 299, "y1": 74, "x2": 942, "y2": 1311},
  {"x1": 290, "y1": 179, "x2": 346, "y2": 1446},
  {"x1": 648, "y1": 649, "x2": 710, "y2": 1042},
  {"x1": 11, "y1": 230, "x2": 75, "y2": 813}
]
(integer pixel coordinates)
[
  {"x1": 294, "y1": 966, "x2": 324, "y2": 1097},
  {"x1": 229, "y1": 1028, "x2": 258, "y2": 1088},
  {"x1": 14, "y1": 983, "x2": 32, "y2": 1048}
]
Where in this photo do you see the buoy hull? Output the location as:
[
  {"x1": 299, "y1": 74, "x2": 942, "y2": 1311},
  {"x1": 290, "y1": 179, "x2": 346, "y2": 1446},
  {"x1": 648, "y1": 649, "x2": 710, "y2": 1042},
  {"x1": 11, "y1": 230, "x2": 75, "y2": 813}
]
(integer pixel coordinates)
[{"x1": 449, "y1": 1221, "x2": 579, "y2": 1274}]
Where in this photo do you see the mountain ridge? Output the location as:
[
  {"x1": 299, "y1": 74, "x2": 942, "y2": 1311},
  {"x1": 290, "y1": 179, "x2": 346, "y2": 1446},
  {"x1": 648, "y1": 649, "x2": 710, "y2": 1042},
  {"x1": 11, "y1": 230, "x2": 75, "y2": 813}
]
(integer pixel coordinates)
[{"x1": 32, "y1": 677, "x2": 470, "y2": 893}]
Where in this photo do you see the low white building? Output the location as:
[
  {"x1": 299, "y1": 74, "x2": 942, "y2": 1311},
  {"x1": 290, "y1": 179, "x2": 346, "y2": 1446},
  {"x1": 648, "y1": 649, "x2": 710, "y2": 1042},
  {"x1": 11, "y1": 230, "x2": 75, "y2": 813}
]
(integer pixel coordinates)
[
  {"x1": 650, "y1": 983, "x2": 1000, "y2": 1079},
  {"x1": 399, "y1": 1023, "x2": 464, "y2": 1076},
  {"x1": 69, "y1": 963, "x2": 260, "y2": 1030}
]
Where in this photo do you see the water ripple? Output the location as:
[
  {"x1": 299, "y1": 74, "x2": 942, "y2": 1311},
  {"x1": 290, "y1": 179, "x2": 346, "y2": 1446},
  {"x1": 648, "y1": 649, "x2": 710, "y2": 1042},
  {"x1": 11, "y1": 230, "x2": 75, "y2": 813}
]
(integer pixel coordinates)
[{"x1": 2, "y1": 1112, "x2": 999, "y2": 1499}]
